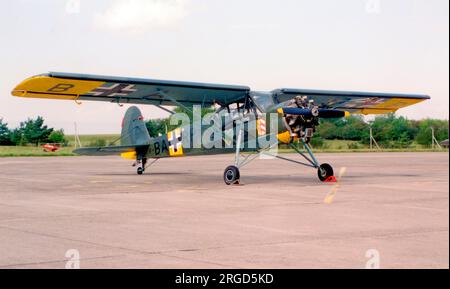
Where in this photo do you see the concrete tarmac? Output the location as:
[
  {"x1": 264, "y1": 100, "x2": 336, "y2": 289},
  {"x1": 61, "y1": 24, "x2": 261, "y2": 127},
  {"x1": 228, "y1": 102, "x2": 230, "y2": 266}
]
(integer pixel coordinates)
[{"x1": 0, "y1": 152, "x2": 448, "y2": 268}]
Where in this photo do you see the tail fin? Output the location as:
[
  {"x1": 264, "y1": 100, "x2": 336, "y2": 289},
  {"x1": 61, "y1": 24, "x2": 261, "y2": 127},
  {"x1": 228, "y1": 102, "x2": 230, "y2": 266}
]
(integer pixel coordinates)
[{"x1": 121, "y1": 106, "x2": 151, "y2": 146}]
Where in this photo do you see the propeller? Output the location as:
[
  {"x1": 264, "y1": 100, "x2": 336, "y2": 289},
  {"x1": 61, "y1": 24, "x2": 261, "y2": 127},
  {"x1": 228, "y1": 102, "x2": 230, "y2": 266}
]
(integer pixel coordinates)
[{"x1": 278, "y1": 107, "x2": 350, "y2": 118}]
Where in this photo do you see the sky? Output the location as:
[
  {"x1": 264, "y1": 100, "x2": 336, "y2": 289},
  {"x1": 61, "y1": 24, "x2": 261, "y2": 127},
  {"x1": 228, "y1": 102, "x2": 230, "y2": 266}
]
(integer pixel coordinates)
[{"x1": 0, "y1": 0, "x2": 448, "y2": 134}]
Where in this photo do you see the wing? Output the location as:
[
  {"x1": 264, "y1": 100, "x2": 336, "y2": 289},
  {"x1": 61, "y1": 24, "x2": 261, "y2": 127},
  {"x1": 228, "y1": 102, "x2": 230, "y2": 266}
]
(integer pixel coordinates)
[
  {"x1": 273, "y1": 88, "x2": 430, "y2": 114},
  {"x1": 12, "y1": 72, "x2": 250, "y2": 107}
]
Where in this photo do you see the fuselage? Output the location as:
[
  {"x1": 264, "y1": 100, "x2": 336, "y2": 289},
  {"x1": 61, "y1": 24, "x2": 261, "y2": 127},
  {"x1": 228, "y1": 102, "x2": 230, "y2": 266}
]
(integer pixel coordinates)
[{"x1": 141, "y1": 91, "x2": 294, "y2": 159}]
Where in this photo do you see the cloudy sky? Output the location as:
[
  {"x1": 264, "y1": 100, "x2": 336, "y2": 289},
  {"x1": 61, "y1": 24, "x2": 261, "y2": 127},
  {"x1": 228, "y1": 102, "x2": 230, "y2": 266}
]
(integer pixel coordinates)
[{"x1": 0, "y1": 0, "x2": 448, "y2": 133}]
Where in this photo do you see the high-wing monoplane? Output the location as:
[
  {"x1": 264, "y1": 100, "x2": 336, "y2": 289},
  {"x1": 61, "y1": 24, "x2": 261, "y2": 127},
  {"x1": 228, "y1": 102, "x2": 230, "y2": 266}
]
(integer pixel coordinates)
[{"x1": 12, "y1": 72, "x2": 429, "y2": 184}]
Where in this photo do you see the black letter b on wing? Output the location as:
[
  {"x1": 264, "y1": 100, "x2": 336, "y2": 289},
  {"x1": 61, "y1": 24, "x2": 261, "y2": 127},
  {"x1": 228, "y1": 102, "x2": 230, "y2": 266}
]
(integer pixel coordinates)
[{"x1": 48, "y1": 83, "x2": 75, "y2": 93}]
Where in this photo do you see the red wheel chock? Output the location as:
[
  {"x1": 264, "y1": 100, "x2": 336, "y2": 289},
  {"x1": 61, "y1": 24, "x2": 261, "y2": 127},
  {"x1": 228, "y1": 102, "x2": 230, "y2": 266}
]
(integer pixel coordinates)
[{"x1": 324, "y1": 176, "x2": 337, "y2": 183}]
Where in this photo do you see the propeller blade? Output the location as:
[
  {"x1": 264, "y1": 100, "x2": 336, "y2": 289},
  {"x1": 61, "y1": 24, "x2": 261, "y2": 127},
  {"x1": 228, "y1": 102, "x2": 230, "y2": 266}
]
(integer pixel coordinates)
[
  {"x1": 278, "y1": 108, "x2": 350, "y2": 118},
  {"x1": 318, "y1": 109, "x2": 349, "y2": 118}
]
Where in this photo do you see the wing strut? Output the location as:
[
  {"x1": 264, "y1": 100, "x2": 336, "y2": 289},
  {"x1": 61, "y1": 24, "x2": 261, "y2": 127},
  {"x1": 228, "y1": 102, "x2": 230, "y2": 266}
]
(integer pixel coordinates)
[
  {"x1": 155, "y1": 91, "x2": 193, "y2": 113},
  {"x1": 155, "y1": 105, "x2": 175, "y2": 115}
]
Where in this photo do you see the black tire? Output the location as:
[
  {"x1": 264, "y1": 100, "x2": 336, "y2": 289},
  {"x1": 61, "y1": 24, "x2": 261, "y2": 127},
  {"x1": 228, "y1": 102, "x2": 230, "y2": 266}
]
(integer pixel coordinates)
[
  {"x1": 224, "y1": 166, "x2": 240, "y2": 185},
  {"x1": 318, "y1": 163, "x2": 334, "y2": 182},
  {"x1": 137, "y1": 167, "x2": 144, "y2": 175}
]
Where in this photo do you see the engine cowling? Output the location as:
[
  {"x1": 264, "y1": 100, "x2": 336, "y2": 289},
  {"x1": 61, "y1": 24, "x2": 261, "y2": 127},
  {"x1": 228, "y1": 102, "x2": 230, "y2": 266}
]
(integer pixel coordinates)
[{"x1": 277, "y1": 96, "x2": 349, "y2": 143}]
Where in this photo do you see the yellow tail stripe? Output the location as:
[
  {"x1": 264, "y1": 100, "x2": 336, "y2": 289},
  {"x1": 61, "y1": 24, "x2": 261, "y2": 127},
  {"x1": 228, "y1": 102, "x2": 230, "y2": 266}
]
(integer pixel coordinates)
[{"x1": 121, "y1": 151, "x2": 137, "y2": 160}]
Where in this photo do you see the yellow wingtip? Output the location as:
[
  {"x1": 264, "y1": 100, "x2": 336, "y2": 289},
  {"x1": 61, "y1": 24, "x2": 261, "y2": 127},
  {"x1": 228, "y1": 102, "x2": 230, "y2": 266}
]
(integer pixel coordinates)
[
  {"x1": 10, "y1": 74, "x2": 104, "y2": 100},
  {"x1": 11, "y1": 89, "x2": 26, "y2": 97}
]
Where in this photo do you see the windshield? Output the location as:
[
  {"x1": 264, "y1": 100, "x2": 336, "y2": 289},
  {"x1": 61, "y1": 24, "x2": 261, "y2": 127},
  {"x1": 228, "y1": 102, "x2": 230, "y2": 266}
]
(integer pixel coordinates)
[{"x1": 250, "y1": 91, "x2": 275, "y2": 112}]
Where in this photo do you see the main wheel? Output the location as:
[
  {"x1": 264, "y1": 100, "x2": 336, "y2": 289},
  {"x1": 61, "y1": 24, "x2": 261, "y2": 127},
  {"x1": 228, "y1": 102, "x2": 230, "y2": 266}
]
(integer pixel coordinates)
[
  {"x1": 318, "y1": 163, "x2": 334, "y2": 182},
  {"x1": 137, "y1": 167, "x2": 144, "y2": 175},
  {"x1": 224, "y1": 166, "x2": 240, "y2": 185}
]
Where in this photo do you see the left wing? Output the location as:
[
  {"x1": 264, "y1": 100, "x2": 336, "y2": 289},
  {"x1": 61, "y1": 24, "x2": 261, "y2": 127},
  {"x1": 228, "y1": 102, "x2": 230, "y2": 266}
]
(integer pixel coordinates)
[
  {"x1": 273, "y1": 88, "x2": 430, "y2": 114},
  {"x1": 12, "y1": 72, "x2": 250, "y2": 107}
]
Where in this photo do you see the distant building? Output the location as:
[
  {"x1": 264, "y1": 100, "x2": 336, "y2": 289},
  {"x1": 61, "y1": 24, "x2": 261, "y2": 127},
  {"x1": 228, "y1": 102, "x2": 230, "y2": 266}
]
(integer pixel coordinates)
[{"x1": 441, "y1": 139, "x2": 449, "y2": 148}]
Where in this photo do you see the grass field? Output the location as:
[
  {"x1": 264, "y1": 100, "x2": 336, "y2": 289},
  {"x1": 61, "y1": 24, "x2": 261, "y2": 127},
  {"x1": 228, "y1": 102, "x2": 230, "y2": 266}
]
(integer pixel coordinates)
[
  {"x1": 65, "y1": 134, "x2": 120, "y2": 147},
  {"x1": 0, "y1": 136, "x2": 447, "y2": 157},
  {"x1": 0, "y1": 134, "x2": 120, "y2": 157},
  {"x1": 0, "y1": 146, "x2": 76, "y2": 157},
  {"x1": 306, "y1": 139, "x2": 445, "y2": 152}
]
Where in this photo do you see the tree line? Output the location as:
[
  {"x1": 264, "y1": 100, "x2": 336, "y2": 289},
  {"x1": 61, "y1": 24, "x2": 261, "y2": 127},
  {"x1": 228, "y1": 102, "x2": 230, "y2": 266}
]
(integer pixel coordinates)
[
  {"x1": 1, "y1": 112, "x2": 447, "y2": 148},
  {"x1": 0, "y1": 117, "x2": 66, "y2": 146},
  {"x1": 314, "y1": 114, "x2": 448, "y2": 148}
]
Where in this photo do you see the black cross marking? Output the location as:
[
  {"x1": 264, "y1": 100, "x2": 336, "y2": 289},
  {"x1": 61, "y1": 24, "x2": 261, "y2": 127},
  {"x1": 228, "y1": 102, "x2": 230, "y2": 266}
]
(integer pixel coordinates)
[
  {"x1": 87, "y1": 83, "x2": 137, "y2": 97},
  {"x1": 169, "y1": 130, "x2": 183, "y2": 153},
  {"x1": 348, "y1": 97, "x2": 384, "y2": 108}
]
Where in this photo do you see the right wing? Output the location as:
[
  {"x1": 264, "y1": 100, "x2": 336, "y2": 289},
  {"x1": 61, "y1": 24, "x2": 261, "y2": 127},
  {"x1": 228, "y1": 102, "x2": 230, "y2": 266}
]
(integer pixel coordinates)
[
  {"x1": 273, "y1": 88, "x2": 430, "y2": 115},
  {"x1": 12, "y1": 72, "x2": 250, "y2": 107}
]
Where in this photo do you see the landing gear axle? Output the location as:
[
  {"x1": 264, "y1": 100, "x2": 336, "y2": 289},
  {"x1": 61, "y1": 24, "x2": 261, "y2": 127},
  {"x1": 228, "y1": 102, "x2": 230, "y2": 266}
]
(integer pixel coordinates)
[
  {"x1": 318, "y1": 163, "x2": 334, "y2": 182},
  {"x1": 224, "y1": 165, "x2": 240, "y2": 185}
]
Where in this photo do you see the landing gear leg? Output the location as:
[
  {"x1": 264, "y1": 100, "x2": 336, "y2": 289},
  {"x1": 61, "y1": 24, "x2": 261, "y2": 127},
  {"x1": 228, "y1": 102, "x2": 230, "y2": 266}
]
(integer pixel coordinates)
[
  {"x1": 300, "y1": 140, "x2": 335, "y2": 182},
  {"x1": 275, "y1": 139, "x2": 336, "y2": 182},
  {"x1": 224, "y1": 126, "x2": 243, "y2": 185},
  {"x1": 137, "y1": 157, "x2": 147, "y2": 175}
]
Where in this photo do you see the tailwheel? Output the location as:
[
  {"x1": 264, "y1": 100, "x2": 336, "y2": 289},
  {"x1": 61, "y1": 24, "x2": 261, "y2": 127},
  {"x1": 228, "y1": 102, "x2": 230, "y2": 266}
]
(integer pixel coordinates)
[
  {"x1": 318, "y1": 163, "x2": 334, "y2": 182},
  {"x1": 137, "y1": 157, "x2": 147, "y2": 175},
  {"x1": 224, "y1": 166, "x2": 240, "y2": 185}
]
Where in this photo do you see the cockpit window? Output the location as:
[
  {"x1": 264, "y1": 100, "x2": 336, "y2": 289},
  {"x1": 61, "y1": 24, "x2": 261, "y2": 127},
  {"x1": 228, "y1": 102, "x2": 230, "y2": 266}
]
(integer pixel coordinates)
[{"x1": 250, "y1": 92, "x2": 275, "y2": 112}]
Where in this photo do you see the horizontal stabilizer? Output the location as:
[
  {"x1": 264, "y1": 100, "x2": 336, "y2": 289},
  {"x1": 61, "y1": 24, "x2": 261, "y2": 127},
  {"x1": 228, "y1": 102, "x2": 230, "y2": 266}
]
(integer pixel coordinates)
[{"x1": 73, "y1": 145, "x2": 148, "y2": 156}]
